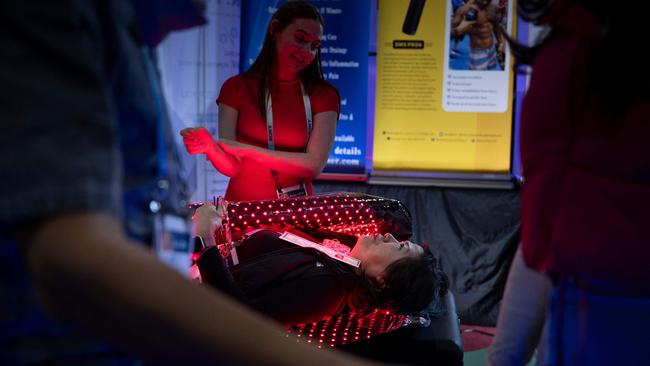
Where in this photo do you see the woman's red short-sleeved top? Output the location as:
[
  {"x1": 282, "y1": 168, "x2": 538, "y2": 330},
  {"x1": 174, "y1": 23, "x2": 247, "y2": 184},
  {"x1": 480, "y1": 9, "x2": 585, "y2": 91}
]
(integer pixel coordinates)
[{"x1": 217, "y1": 74, "x2": 339, "y2": 201}]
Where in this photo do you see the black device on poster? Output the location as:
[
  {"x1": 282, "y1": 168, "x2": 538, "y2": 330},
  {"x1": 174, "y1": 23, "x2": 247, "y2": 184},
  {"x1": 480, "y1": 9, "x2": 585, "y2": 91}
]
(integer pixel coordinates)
[{"x1": 402, "y1": 0, "x2": 426, "y2": 35}]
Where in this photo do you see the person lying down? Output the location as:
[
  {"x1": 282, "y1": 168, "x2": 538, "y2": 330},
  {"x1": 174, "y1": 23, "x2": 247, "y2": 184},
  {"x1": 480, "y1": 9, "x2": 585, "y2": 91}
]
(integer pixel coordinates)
[{"x1": 192, "y1": 203, "x2": 448, "y2": 326}]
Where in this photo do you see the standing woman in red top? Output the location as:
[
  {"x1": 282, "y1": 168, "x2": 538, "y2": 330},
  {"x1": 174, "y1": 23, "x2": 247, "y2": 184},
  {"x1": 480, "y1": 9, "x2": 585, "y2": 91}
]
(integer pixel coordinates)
[{"x1": 182, "y1": 1, "x2": 340, "y2": 201}]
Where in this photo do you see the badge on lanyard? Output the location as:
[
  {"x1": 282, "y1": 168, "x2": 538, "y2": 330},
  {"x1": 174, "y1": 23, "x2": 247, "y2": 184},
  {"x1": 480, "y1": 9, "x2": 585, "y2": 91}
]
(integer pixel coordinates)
[
  {"x1": 277, "y1": 182, "x2": 308, "y2": 199},
  {"x1": 279, "y1": 232, "x2": 361, "y2": 268}
]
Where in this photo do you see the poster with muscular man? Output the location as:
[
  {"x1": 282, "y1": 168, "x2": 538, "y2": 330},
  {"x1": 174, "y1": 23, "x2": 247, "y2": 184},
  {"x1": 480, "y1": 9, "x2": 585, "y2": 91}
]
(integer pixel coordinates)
[{"x1": 374, "y1": 0, "x2": 515, "y2": 175}]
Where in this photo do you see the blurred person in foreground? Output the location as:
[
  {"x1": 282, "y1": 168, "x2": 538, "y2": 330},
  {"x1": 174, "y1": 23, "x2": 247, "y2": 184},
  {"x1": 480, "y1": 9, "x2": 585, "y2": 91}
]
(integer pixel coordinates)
[
  {"x1": 487, "y1": 0, "x2": 650, "y2": 365},
  {"x1": 0, "y1": 1, "x2": 379, "y2": 365}
]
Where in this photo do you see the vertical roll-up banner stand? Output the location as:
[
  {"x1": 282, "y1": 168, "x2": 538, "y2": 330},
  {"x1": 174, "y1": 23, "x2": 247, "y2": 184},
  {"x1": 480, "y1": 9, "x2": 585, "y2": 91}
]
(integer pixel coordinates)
[
  {"x1": 158, "y1": 0, "x2": 239, "y2": 200},
  {"x1": 372, "y1": 0, "x2": 516, "y2": 188},
  {"x1": 241, "y1": 0, "x2": 372, "y2": 180}
]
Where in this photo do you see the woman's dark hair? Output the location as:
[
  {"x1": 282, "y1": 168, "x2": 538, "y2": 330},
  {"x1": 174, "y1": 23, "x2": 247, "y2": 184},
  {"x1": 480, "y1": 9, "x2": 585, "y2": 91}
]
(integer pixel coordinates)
[
  {"x1": 244, "y1": 1, "x2": 333, "y2": 119},
  {"x1": 348, "y1": 247, "x2": 449, "y2": 316},
  {"x1": 510, "y1": 0, "x2": 649, "y2": 100}
]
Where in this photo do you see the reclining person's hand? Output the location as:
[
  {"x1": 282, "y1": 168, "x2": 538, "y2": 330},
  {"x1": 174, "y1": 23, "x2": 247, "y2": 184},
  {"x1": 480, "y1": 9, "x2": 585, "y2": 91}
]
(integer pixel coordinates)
[{"x1": 192, "y1": 204, "x2": 224, "y2": 244}]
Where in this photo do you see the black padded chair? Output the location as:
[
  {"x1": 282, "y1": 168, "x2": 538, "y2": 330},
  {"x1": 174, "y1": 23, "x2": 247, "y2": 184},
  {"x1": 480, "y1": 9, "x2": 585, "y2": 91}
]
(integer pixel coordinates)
[{"x1": 338, "y1": 291, "x2": 463, "y2": 365}]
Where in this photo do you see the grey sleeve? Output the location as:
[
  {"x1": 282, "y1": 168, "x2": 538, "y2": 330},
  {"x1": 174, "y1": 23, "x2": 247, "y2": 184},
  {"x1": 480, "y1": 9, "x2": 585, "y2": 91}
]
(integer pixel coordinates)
[{"x1": 0, "y1": 2, "x2": 122, "y2": 222}]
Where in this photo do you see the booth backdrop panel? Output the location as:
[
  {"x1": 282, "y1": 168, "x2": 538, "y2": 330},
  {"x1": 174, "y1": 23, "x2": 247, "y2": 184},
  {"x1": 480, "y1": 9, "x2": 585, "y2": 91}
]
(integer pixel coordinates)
[
  {"x1": 373, "y1": 0, "x2": 515, "y2": 174},
  {"x1": 314, "y1": 181, "x2": 519, "y2": 326},
  {"x1": 240, "y1": 0, "x2": 371, "y2": 175}
]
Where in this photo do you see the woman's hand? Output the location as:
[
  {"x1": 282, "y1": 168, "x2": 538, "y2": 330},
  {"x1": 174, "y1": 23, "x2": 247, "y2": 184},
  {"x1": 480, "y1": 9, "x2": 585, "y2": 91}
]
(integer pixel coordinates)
[
  {"x1": 213, "y1": 110, "x2": 337, "y2": 179},
  {"x1": 181, "y1": 127, "x2": 217, "y2": 155},
  {"x1": 181, "y1": 128, "x2": 242, "y2": 177}
]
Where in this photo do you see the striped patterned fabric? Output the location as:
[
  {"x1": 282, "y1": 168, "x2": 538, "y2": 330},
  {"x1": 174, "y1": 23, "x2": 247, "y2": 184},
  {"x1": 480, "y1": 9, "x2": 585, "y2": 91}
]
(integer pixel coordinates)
[{"x1": 469, "y1": 44, "x2": 498, "y2": 70}]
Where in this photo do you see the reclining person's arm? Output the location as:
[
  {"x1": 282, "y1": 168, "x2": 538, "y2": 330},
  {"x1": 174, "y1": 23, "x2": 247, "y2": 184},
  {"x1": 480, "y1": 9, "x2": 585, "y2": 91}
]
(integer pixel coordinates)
[
  {"x1": 192, "y1": 203, "x2": 246, "y2": 300},
  {"x1": 16, "y1": 212, "x2": 379, "y2": 366}
]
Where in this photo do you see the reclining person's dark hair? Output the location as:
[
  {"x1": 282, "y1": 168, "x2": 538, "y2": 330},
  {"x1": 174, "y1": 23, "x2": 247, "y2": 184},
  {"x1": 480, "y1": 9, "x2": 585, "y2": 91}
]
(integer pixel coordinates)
[{"x1": 348, "y1": 248, "x2": 448, "y2": 316}]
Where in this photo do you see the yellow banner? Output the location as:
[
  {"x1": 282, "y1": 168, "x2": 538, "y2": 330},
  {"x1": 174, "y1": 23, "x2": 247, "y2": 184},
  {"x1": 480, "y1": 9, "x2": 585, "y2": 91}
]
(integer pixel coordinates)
[{"x1": 374, "y1": 0, "x2": 515, "y2": 173}]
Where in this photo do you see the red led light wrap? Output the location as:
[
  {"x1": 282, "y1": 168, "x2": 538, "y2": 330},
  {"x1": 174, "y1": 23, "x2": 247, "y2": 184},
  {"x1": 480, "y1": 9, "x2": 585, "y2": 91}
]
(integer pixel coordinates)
[
  {"x1": 223, "y1": 192, "x2": 413, "y2": 245},
  {"x1": 286, "y1": 309, "x2": 407, "y2": 347},
  {"x1": 212, "y1": 192, "x2": 414, "y2": 348}
]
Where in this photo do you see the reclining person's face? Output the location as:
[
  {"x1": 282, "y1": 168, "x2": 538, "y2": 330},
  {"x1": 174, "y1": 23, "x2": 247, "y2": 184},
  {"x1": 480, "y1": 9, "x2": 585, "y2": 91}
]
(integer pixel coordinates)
[{"x1": 351, "y1": 233, "x2": 424, "y2": 283}]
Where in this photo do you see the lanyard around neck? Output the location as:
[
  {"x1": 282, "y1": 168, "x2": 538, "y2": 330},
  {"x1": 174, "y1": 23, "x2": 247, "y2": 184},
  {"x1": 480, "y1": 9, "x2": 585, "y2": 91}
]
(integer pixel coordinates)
[
  {"x1": 265, "y1": 82, "x2": 312, "y2": 151},
  {"x1": 279, "y1": 232, "x2": 361, "y2": 268}
]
